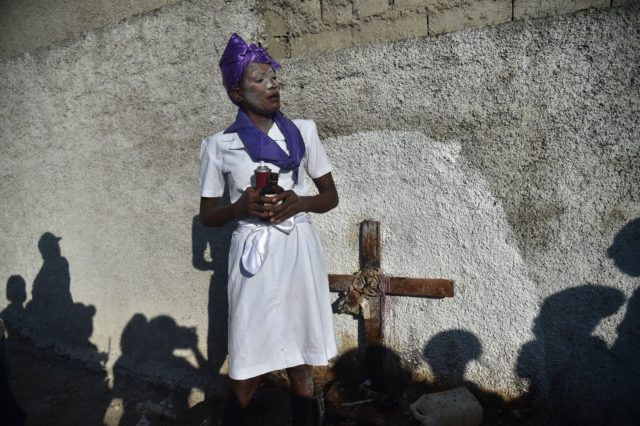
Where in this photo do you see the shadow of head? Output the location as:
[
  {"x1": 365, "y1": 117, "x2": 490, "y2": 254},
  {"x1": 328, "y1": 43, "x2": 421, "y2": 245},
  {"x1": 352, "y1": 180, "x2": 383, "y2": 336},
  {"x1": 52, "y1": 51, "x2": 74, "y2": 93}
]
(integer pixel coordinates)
[
  {"x1": 38, "y1": 232, "x2": 62, "y2": 259},
  {"x1": 533, "y1": 285, "x2": 625, "y2": 339},
  {"x1": 6, "y1": 275, "x2": 27, "y2": 306},
  {"x1": 120, "y1": 313, "x2": 197, "y2": 360},
  {"x1": 423, "y1": 330, "x2": 482, "y2": 386},
  {"x1": 607, "y1": 217, "x2": 640, "y2": 277}
]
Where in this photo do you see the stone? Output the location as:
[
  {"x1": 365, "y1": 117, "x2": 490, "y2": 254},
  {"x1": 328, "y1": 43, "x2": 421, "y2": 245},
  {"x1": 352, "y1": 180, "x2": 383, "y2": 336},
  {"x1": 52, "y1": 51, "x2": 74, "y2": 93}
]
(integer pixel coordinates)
[
  {"x1": 262, "y1": 9, "x2": 290, "y2": 58},
  {"x1": 612, "y1": 0, "x2": 640, "y2": 5},
  {"x1": 263, "y1": 10, "x2": 288, "y2": 37},
  {"x1": 355, "y1": 0, "x2": 390, "y2": 18},
  {"x1": 265, "y1": 35, "x2": 289, "y2": 59},
  {"x1": 321, "y1": 0, "x2": 354, "y2": 25},
  {"x1": 187, "y1": 388, "x2": 206, "y2": 407},
  {"x1": 352, "y1": 14, "x2": 429, "y2": 44},
  {"x1": 395, "y1": 0, "x2": 433, "y2": 10},
  {"x1": 290, "y1": 27, "x2": 353, "y2": 56},
  {"x1": 293, "y1": 0, "x2": 323, "y2": 31},
  {"x1": 429, "y1": 0, "x2": 512, "y2": 35},
  {"x1": 259, "y1": 0, "x2": 324, "y2": 36},
  {"x1": 410, "y1": 388, "x2": 483, "y2": 426},
  {"x1": 514, "y1": 0, "x2": 609, "y2": 20}
]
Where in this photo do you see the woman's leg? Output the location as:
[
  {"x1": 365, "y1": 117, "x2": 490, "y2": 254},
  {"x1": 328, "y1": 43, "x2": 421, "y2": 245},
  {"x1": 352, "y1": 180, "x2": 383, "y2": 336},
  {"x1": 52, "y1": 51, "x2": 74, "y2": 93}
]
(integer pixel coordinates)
[
  {"x1": 286, "y1": 364, "x2": 314, "y2": 426},
  {"x1": 220, "y1": 376, "x2": 261, "y2": 426}
]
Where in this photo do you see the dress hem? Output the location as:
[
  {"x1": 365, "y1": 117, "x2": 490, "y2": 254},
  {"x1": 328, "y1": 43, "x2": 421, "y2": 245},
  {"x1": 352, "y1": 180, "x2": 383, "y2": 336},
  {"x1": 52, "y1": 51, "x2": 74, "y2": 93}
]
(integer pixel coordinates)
[{"x1": 228, "y1": 348, "x2": 338, "y2": 381}]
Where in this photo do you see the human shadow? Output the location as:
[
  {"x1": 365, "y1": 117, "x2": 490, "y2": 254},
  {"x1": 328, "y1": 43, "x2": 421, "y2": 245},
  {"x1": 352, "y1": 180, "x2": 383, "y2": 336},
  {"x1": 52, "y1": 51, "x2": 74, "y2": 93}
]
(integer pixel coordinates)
[
  {"x1": 110, "y1": 313, "x2": 207, "y2": 425},
  {"x1": 323, "y1": 344, "x2": 415, "y2": 425},
  {"x1": 3, "y1": 233, "x2": 109, "y2": 425},
  {"x1": 607, "y1": 217, "x2": 640, "y2": 277},
  {"x1": 24, "y1": 232, "x2": 72, "y2": 342},
  {"x1": 608, "y1": 218, "x2": 640, "y2": 425},
  {"x1": 516, "y1": 285, "x2": 625, "y2": 426},
  {"x1": 21, "y1": 233, "x2": 107, "y2": 366},
  {"x1": 0, "y1": 276, "x2": 28, "y2": 425},
  {"x1": 422, "y1": 329, "x2": 526, "y2": 424},
  {"x1": 1, "y1": 319, "x2": 27, "y2": 426},
  {"x1": 0, "y1": 275, "x2": 28, "y2": 338},
  {"x1": 191, "y1": 191, "x2": 235, "y2": 385},
  {"x1": 423, "y1": 329, "x2": 482, "y2": 389}
]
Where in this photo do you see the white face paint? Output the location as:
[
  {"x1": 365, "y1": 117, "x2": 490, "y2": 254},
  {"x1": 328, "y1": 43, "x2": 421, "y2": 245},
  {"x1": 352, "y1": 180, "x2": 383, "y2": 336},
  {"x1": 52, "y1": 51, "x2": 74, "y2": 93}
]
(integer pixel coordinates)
[{"x1": 238, "y1": 62, "x2": 281, "y2": 117}]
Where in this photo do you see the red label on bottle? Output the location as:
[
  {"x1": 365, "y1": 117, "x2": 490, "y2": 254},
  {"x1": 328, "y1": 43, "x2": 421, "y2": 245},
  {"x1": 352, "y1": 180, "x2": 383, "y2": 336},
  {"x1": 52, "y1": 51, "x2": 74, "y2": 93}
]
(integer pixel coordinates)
[{"x1": 255, "y1": 171, "x2": 270, "y2": 189}]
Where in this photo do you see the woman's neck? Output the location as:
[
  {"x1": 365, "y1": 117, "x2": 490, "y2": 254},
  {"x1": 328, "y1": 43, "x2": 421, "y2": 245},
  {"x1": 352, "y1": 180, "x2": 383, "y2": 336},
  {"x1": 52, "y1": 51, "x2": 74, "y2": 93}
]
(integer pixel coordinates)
[{"x1": 245, "y1": 109, "x2": 274, "y2": 134}]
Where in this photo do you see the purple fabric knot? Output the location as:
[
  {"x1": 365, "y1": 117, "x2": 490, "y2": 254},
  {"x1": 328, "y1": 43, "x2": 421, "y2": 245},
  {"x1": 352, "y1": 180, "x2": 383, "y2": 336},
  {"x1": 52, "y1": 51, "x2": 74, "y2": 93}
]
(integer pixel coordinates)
[
  {"x1": 219, "y1": 33, "x2": 281, "y2": 95},
  {"x1": 225, "y1": 109, "x2": 306, "y2": 185}
]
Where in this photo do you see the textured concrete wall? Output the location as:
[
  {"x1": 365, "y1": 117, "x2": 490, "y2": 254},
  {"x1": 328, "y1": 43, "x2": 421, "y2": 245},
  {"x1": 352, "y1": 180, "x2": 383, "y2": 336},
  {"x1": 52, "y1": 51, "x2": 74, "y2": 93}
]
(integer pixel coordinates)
[
  {"x1": 0, "y1": 0, "x2": 180, "y2": 59},
  {"x1": 1, "y1": 0, "x2": 639, "y2": 421}
]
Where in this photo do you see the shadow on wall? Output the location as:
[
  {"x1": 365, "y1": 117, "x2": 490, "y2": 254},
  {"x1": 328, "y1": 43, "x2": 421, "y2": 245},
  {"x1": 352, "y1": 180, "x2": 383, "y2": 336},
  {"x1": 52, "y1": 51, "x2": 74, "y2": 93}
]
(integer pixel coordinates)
[
  {"x1": 191, "y1": 188, "x2": 235, "y2": 382},
  {"x1": 0, "y1": 232, "x2": 109, "y2": 425},
  {"x1": 103, "y1": 203, "x2": 234, "y2": 424},
  {"x1": 110, "y1": 313, "x2": 208, "y2": 424},
  {"x1": 516, "y1": 217, "x2": 640, "y2": 426},
  {"x1": 422, "y1": 330, "x2": 507, "y2": 408},
  {"x1": 0, "y1": 232, "x2": 107, "y2": 366},
  {"x1": 421, "y1": 330, "x2": 531, "y2": 424},
  {"x1": 516, "y1": 285, "x2": 625, "y2": 426},
  {"x1": 1, "y1": 275, "x2": 27, "y2": 338},
  {"x1": 0, "y1": 232, "x2": 215, "y2": 425},
  {"x1": 608, "y1": 218, "x2": 640, "y2": 425},
  {"x1": 325, "y1": 333, "x2": 525, "y2": 425},
  {"x1": 607, "y1": 217, "x2": 640, "y2": 278},
  {"x1": 1, "y1": 218, "x2": 637, "y2": 424},
  {"x1": 322, "y1": 218, "x2": 640, "y2": 425}
]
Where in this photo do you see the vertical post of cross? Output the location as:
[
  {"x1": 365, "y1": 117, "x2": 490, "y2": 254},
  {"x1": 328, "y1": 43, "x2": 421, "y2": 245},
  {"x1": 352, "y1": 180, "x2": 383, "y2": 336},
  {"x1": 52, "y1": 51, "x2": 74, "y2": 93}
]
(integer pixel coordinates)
[
  {"x1": 360, "y1": 220, "x2": 383, "y2": 348},
  {"x1": 359, "y1": 220, "x2": 386, "y2": 390}
]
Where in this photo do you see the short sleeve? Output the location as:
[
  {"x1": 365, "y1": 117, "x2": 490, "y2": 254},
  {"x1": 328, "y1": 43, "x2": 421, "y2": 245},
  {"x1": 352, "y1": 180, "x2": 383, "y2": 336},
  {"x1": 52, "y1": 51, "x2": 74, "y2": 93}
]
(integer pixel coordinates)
[
  {"x1": 299, "y1": 119, "x2": 333, "y2": 179},
  {"x1": 199, "y1": 136, "x2": 225, "y2": 198}
]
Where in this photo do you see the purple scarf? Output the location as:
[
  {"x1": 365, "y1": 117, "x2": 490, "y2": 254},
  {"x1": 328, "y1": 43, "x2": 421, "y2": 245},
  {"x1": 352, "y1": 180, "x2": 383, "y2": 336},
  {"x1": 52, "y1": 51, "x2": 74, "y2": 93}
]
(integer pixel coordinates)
[{"x1": 225, "y1": 109, "x2": 306, "y2": 184}]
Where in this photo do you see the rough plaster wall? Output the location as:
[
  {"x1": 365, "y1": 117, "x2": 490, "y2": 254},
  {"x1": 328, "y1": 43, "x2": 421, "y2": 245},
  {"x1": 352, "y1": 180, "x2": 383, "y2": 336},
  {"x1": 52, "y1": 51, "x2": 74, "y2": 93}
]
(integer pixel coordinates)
[
  {"x1": 0, "y1": 0, "x2": 260, "y2": 389},
  {"x1": 0, "y1": 0, "x2": 638, "y2": 414},
  {"x1": 0, "y1": 0, "x2": 181, "y2": 59}
]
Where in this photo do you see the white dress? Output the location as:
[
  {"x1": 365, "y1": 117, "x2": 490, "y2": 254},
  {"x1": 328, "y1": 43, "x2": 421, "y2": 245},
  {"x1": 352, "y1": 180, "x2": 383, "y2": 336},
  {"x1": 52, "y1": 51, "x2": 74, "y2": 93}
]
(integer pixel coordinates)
[{"x1": 199, "y1": 118, "x2": 338, "y2": 380}]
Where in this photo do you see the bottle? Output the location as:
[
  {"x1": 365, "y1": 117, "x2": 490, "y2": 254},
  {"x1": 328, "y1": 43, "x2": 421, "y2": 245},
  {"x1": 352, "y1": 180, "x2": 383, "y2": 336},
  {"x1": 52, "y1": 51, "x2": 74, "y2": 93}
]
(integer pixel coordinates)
[
  {"x1": 259, "y1": 172, "x2": 284, "y2": 222},
  {"x1": 254, "y1": 161, "x2": 271, "y2": 190},
  {"x1": 409, "y1": 388, "x2": 483, "y2": 426}
]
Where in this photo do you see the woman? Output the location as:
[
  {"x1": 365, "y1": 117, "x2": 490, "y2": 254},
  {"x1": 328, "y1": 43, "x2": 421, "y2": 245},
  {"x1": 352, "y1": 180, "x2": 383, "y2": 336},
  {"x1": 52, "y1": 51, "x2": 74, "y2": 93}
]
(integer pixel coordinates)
[{"x1": 199, "y1": 33, "x2": 338, "y2": 425}]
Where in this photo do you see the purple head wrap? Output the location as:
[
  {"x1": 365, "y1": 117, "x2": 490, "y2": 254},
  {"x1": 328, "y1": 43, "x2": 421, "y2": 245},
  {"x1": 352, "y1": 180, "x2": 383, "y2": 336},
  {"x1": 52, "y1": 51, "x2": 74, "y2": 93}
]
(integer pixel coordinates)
[{"x1": 219, "y1": 33, "x2": 281, "y2": 95}]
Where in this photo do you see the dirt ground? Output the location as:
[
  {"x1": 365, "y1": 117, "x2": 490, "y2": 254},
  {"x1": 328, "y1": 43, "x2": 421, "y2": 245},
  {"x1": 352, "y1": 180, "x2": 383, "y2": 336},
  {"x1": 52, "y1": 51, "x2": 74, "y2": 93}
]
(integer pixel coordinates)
[{"x1": 4, "y1": 335, "x2": 537, "y2": 426}]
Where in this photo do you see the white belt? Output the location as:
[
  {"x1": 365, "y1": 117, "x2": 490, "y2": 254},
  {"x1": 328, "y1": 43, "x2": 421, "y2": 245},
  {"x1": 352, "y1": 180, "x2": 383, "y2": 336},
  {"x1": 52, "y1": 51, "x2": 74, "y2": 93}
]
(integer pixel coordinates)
[{"x1": 237, "y1": 212, "x2": 310, "y2": 275}]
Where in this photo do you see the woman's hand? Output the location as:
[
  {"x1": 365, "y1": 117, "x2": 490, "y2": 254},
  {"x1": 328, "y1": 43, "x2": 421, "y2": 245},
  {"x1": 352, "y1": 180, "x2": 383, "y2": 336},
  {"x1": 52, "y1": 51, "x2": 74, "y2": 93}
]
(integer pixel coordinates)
[
  {"x1": 235, "y1": 187, "x2": 274, "y2": 220},
  {"x1": 268, "y1": 173, "x2": 339, "y2": 223},
  {"x1": 269, "y1": 190, "x2": 306, "y2": 223},
  {"x1": 200, "y1": 187, "x2": 278, "y2": 227},
  {"x1": 201, "y1": 173, "x2": 337, "y2": 227}
]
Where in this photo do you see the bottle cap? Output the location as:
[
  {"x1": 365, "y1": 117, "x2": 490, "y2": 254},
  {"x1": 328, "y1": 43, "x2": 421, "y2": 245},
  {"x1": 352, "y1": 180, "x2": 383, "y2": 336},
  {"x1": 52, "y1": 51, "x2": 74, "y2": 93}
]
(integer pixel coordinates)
[{"x1": 255, "y1": 161, "x2": 271, "y2": 173}]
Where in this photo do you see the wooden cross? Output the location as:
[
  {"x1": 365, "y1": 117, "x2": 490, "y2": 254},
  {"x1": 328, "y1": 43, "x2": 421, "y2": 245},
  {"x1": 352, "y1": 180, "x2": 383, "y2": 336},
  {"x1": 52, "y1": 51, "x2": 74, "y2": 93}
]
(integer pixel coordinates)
[
  {"x1": 329, "y1": 220, "x2": 454, "y2": 345},
  {"x1": 327, "y1": 220, "x2": 454, "y2": 390}
]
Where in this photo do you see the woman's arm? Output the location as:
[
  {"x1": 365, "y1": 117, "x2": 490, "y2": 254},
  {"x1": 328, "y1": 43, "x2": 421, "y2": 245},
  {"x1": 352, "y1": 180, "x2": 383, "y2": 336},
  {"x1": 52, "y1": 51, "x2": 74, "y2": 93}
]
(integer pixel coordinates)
[
  {"x1": 200, "y1": 188, "x2": 274, "y2": 227},
  {"x1": 199, "y1": 197, "x2": 235, "y2": 227},
  {"x1": 269, "y1": 172, "x2": 339, "y2": 223}
]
